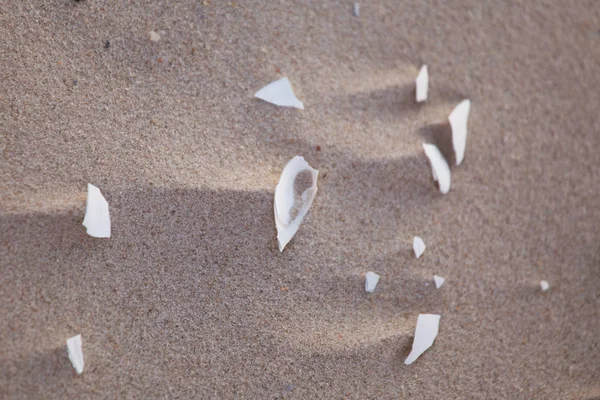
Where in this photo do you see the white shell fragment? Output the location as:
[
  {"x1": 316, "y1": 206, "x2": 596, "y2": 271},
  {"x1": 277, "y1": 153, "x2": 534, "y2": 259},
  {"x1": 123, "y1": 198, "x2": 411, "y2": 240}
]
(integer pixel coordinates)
[
  {"x1": 353, "y1": 2, "x2": 360, "y2": 16},
  {"x1": 274, "y1": 156, "x2": 318, "y2": 251},
  {"x1": 540, "y1": 280, "x2": 550, "y2": 292},
  {"x1": 83, "y1": 183, "x2": 111, "y2": 238},
  {"x1": 413, "y1": 236, "x2": 426, "y2": 259},
  {"x1": 149, "y1": 30, "x2": 161, "y2": 42},
  {"x1": 422, "y1": 143, "x2": 451, "y2": 194},
  {"x1": 433, "y1": 275, "x2": 445, "y2": 289},
  {"x1": 415, "y1": 65, "x2": 428, "y2": 102},
  {"x1": 365, "y1": 271, "x2": 380, "y2": 293},
  {"x1": 254, "y1": 77, "x2": 304, "y2": 109},
  {"x1": 404, "y1": 314, "x2": 441, "y2": 365},
  {"x1": 449, "y1": 99, "x2": 471, "y2": 165},
  {"x1": 66, "y1": 334, "x2": 84, "y2": 374}
]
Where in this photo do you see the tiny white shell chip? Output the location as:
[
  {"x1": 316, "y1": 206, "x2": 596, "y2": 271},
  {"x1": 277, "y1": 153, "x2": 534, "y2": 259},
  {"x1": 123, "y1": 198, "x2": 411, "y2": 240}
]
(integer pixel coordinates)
[
  {"x1": 404, "y1": 314, "x2": 440, "y2": 365},
  {"x1": 415, "y1": 65, "x2": 428, "y2": 102},
  {"x1": 449, "y1": 99, "x2": 471, "y2": 165},
  {"x1": 413, "y1": 236, "x2": 426, "y2": 259},
  {"x1": 66, "y1": 334, "x2": 84, "y2": 374},
  {"x1": 433, "y1": 275, "x2": 445, "y2": 289},
  {"x1": 422, "y1": 143, "x2": 451, "y2": 194},
  {"x1": 540, "y1": 280, "x2": 550, "y2": 292},
  {"x1": 149, "y1": 31, "x2": 161, "y2": 42},
  {"x1": 274, "y1": 156, "x2": 318, "y2": 251},
  {"x1": 83, "y1": 184, "x2": 111, "y2": 238},
  {"x1": 353, "y1": 2, "x2": 360, "y2": 16},
  {"x1": 365, "y1": 271, "x2": 380, "y2": 293},
  {"x1": 254, "y1": 77, "x2": 304, "y2": 109}
]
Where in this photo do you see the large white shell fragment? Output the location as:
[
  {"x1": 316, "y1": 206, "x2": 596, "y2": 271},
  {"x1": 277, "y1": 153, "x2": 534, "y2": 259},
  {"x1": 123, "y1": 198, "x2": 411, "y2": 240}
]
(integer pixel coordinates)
[
  {"x1": 540, "y1": 280, "x2": 550, "y2": 292},
  {"x1": 149, "y1": 30, "x2": 161, "y2": 42},
  {"x1": 254, "y1": 77, "x2": 304, "y2": 109},
  {"x1": 274, "y1": 156, "x2": 318, "y2": 251},
  {"x1": 422, "y1": 143, "x2": 451, "y2": 194},
  {"x1": 404, "y1": 314, "x2": 441, "y2": 365},
  {"x1": 449, "y1": 99, "x2": 471, "y2": 165},
  {"x1": 353, "y1": 2, "x2": 360, "y2": 16},
  {"x1": 66, "y1": 334, "x2": 84, "y2": 374},
  {"x1": 83, "y1": 183, "x2": 111, "y2": 238},
  {"x1": 415, "y1": 65, "x2": 428, "y2": 102},
  {"x1": 433, "y1": 275, "x2": 445, "y2": 289},
  {"x1": 413, "y1": 236, "x2": 426, "y2": 259},
  {"x1": 365, "y1": 271, "x2": 380, "y2": 293}
]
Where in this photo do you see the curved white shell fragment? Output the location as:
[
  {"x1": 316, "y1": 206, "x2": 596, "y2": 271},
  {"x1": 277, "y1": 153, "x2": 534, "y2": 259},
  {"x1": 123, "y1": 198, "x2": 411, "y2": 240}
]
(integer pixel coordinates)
[
  {"x1": 433, "y1": 275, "x2": 445, "y2": 289},
  {"x1": 274, "y1": 156, "x2": 318, "y2": 251},
  {"x1": 413, "y1": 236, "x2": 426, "y2": 259},
  {"x1": 422, "y1": 143, "x2": 451, "y2": 194},
  {"x1": 404, "y1": 314, "x2": 441, "y2": 365},
  {"x1": 415, "y1": 65, "x2": 428, "y2": 102},
  {"x1": 83, "y1": 184, "x2": 111, "y2": 238},
  {"x1": 254, "y1": 77, "x2": 304, "y2": 109},
  {"x1": 365, "y1": 271, "x2": 380, "y2": 293},
  {"x1": 66, "y1": 334, "x2": 84, "y2": 374},
  {"x1": 540, "y1": 280, "x2": 550, "y2": 292},
  {"x1": 449, "y1": 99, "x2": 471, "y2": 165}
]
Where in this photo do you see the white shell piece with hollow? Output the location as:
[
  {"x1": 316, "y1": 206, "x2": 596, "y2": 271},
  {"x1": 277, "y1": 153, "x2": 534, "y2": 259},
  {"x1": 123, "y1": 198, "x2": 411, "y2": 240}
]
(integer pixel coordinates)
[
  {"x1": 449, "y1": 99, "x2": 471, "y2": 165},
  {"x1": 254, "y1": 77, "x2": 304, "y2": 109},
  {"x1": 415, "y1": 65, "x2": 428, "y2": 102},
  {"x1": 353, "y1": 3, "x2": 360, "y2": 16},
  {"x1": 404, "y1": 314, "x2": 441, "y2": 365},
  {"x1": 433, "y1": 275, "x2": 445, "y2": 289},
  {"x1": 274, "y1": 156, "x2": 318, "y2": 251},
  {"x1": 413, "y1": 236, "x2": 426, "y2": 259},
  {"x1": 422, "y1": 143, "x2": 451, "y2": 194},
  {"x1": 365, "y1": 271, "x2": 380, "y2": 293},
  {"x1": 83, "y1": 184, "x2": 111, "y2": 238},
  {"x1": 66, "y1": 334, "x2": 84, "y2": 374},
  {"x1": 540, "y1": 280, "x2": 550, "y2": 292}
]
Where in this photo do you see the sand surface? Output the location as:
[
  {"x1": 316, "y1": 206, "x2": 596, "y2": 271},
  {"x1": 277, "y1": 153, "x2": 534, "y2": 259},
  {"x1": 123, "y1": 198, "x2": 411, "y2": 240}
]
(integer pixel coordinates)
[{"x1": 1, "y1": 1, "x2": 600, "y2": 398}]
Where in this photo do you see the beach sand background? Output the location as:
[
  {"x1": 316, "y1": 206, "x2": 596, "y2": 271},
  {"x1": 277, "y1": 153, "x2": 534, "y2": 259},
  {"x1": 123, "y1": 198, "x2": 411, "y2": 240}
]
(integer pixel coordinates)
[{"x1": 1, "y1": 1, "x2": 599, "y2": 398}]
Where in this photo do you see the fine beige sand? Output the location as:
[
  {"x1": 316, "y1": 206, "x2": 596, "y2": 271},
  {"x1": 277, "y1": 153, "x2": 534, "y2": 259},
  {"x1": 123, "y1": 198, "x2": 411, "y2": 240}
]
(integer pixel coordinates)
[{"x1": 1, "y1": 1, "x2": 599, "y2": 399}]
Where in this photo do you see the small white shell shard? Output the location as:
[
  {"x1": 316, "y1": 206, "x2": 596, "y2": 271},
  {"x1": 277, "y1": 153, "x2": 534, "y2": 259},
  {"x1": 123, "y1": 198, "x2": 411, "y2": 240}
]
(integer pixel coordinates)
[
  {"x1": 83, "y1": 184, "x2": 111, "y2": 238},
  {"x1": 66, "y1": 334, "x2": 84, "y2": 374},
  {"x1": 404, "y1": 314, "x2": 441, "y2": 365},
  {"x1": 540, "y1": 280, "x2": 550, "y2": 292},
  {"x1": 415, "y1": 65, "x2": 428, "y2": 102},
  {"x1": 254, "y1": 77, "x2": 304, "y2": 109},
  {"x1": 365, "y1": 271, "x2": 380, "y2": 293},
  {"x1": 274, "y1": 156, "x2": 318, "y2": 251},
  {"x1": 149, "y1": 31, "x2": 161, "y2": 42},
  {"x1": 413, "y1": 236, "x2": 426, "y2": 259},
  {"x1": 353, "y1": 2, "x2": 360, "y2": 16},
  {"x1": 433, "y1": 275, "x2": 445, "y2": 289},
  {"x1": 449, "y1": 99, "x2": 471, "y2": 165},
  {"x1": 422, "y1": 143, "x2": 451, "y2": 194}
]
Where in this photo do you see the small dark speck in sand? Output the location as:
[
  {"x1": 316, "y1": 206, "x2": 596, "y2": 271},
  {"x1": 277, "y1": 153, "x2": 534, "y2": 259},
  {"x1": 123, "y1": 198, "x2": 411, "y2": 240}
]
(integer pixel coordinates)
[{"x1": 104, "y1": 40, "x2": 110, "y2": 50}]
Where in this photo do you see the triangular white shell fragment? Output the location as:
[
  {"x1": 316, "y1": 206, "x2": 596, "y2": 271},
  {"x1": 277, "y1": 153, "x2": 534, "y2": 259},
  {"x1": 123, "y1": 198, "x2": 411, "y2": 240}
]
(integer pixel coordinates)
[
  {"x1": 404, "y1": 314, "x2": 440, "y2": 365},
  {"x1": 433, "y1": 275, "x2": 445, "y2": 289},
  {"x1": 274, "y1": 156, "x2": 318, "y2": 251},
  {"x1": 66, "y1": 334, "x2": 84, "y2": 374},
  {"x1": 415, "y1": 65, "x2": 428, "y2": 102},
  {"x1": 149, "y1": 31, "x2": 161, "y2": 42},
  {"x1": 365, "y1": 271, "x2": 380, "y2": 293},
  {"x1": 83, "y1": 183, "x2": 111, "y2": 238},
  {"x1": 413, "y1": 236, "x2": 426, "y2": 259},
  {"x1": 254, "y1": 77, "x2": 304, "y2": 109},
  {"x1": 540, "y1": 280, "x2": 550, "y2": 292},
  {"x1": 449, "y1": 99, "x2": 471, "y2": 165},
  {"x1": 353, "y1": 2, "x2": 360, "y2": 16},
  {"x1": 422, "y1": 143, "x2": 451, "y2": 194}
]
